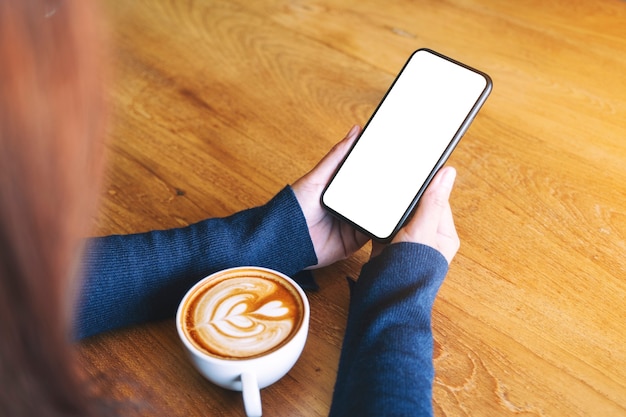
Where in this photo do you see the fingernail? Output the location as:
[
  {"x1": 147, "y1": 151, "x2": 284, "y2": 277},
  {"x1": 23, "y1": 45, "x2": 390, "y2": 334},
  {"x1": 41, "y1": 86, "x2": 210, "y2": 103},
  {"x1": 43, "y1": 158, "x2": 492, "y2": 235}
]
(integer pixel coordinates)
[{"x1": 441, "y1": 167, "x2": 457, "y2": 187}]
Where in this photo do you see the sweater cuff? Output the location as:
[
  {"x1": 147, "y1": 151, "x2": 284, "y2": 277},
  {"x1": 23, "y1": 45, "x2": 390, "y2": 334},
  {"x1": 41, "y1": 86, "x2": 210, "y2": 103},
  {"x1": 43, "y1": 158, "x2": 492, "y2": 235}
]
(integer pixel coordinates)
[
  {"x1": 245, "y1": 185, "x2": 319, "y2": 290},
  {"x1": 354, "y1": 242, "x2": 449, "y2": 313},
  {"x1": 261, "y1": 186, "x2": 319, "y2": 277}
]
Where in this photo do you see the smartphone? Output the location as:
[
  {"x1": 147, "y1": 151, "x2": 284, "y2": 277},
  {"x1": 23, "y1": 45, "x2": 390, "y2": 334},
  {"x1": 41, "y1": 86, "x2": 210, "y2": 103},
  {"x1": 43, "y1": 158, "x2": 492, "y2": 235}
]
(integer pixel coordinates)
[{"x1": 321, "y1": 48, "x2": 492, "y2": 242}]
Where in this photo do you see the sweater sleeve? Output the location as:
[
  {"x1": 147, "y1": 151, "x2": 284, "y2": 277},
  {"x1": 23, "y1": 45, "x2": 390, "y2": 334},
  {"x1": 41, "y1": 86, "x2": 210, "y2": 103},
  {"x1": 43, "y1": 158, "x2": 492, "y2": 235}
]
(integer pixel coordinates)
[
  {"x1": 73, "y1": 186, "x2": 317, "y2": 339},
  {"x1": 328, "y1": 242, "x2": 449, "y2": 417}
]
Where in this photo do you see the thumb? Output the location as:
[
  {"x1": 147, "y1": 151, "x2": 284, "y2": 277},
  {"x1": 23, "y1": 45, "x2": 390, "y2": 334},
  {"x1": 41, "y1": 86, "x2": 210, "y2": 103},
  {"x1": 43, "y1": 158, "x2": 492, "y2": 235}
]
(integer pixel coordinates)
[
  {"x1": 306, "y1": 125, "x2": 361, "y2": 186},
  {"x1": 398, "y1": 166, "x2": 456, "y2": 242}
]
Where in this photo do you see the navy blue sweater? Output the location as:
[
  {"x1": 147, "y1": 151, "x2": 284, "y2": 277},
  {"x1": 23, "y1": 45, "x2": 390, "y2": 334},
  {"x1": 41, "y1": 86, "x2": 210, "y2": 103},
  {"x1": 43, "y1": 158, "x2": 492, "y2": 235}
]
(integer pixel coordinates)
[{"x1": 75, "y1": 186, "x2": 448, "y2": 416}]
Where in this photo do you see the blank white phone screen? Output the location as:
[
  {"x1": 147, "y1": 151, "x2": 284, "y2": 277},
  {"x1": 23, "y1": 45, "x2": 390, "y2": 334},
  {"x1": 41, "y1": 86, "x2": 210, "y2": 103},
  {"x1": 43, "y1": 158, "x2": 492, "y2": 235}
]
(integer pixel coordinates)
[{"x1": 322, "y1": 49, "x2": 489, "y2": 240}]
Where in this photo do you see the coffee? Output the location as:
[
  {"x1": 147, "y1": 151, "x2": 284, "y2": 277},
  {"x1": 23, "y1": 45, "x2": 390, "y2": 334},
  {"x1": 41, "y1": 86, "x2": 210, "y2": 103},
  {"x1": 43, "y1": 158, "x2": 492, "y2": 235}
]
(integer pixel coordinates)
[
  {"x1": 177, "y1": 267, "x2": 310, "y2": 417},
  {"x1": 180, "y1": 267, "x2": 305, "y2": 360}
]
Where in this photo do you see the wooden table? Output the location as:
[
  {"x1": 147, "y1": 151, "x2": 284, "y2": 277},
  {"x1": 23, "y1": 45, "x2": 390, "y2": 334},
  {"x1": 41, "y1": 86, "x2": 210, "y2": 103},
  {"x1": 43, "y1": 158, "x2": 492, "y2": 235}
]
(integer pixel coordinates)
[{"x1": 77, "y1": 0, "x2": 626, "y2": 415}]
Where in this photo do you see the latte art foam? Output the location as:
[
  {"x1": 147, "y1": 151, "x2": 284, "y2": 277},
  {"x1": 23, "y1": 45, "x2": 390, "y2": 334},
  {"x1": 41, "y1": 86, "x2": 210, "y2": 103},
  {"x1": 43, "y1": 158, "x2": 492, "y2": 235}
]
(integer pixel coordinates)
[{"x1": 183, "y1": 273, "x2": 304, "y2": 359}]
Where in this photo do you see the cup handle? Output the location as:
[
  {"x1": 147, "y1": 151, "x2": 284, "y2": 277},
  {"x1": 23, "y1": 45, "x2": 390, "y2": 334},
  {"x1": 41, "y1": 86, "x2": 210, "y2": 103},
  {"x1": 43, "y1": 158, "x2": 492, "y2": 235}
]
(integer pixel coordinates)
[{"x1": 241, "y1": 372, "x2": 262, "y2": 417}]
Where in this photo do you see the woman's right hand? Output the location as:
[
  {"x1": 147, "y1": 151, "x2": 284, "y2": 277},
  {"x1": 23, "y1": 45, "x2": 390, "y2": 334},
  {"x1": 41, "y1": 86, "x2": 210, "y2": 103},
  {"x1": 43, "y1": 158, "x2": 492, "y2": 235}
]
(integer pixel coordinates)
[{"x1": 371, "y1": 166, "x2": 460, "y2": 264}]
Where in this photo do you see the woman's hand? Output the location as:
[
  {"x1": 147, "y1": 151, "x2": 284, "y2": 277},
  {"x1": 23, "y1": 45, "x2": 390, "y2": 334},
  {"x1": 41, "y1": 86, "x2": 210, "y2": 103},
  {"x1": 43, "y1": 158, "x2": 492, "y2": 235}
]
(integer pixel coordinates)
[
  {"x1": 292, "y1": 125, "x2": 369, "y2": 268},
  {"x1": 293, "y1": 125, "x2": 459, "y2": 268},
  {"x1": 371, "y1": 166, "x2": 460, "y2": 264}
]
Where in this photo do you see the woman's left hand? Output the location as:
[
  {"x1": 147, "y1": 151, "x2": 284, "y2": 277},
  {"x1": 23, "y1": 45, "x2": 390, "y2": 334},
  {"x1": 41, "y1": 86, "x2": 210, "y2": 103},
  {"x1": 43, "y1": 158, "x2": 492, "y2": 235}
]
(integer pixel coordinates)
[{"x1": 292, "y1": 125, "x2": 369, "y2": 268}]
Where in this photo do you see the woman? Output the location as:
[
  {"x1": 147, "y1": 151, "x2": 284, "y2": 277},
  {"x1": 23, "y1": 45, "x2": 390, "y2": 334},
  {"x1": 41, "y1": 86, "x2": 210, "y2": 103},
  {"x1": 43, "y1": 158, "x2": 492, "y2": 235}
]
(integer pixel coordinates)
[
  {"x1": 1, "y1": 1, "x2": 106, "y2": 416},
  {"x1": 0, "y1": 1, "x2": 459, "y2": 416}
]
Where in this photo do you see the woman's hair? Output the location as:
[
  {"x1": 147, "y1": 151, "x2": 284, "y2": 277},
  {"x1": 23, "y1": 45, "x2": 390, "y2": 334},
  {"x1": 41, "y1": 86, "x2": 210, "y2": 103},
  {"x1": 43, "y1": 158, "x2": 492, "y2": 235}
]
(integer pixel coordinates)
[{"x1": 0, "y1": 0, "x2": 107, "y2": 415}]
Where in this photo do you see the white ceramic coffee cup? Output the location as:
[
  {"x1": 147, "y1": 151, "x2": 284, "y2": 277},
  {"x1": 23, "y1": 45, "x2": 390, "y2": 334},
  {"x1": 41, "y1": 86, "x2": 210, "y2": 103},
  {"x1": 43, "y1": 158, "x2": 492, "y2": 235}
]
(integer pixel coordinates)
[{"x1": 176, "y1": 266, "x2": 310, "y2": 417}]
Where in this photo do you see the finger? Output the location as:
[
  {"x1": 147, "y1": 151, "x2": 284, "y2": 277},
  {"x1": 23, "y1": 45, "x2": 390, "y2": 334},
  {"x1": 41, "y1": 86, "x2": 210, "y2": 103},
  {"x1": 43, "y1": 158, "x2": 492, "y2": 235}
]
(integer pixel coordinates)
[
  {"x1": 291, "y1": 125, "x2": 361, "y2": 219},
  {"x1": 370, "y1": 241, "x2": 384, "y2": 259},
  {"x1": 401, "y1": 166, "x2": 456, "y2": 240},
  {"x1": 307, "y1": 125, "x2": 361, "y2": 185},
  {"x1": 437, "y1": 199, "x2": 457, "y2": 241},
  {"x1": 436, "y1": 201, "x2": 460, "y2": 263}
]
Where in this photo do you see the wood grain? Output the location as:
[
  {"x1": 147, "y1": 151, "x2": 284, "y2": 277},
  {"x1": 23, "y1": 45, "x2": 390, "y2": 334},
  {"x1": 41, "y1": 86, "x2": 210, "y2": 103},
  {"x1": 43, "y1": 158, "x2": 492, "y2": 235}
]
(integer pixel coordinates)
[{"x1": 77, "y1": 0, "x2": 626, "y2": 415}]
